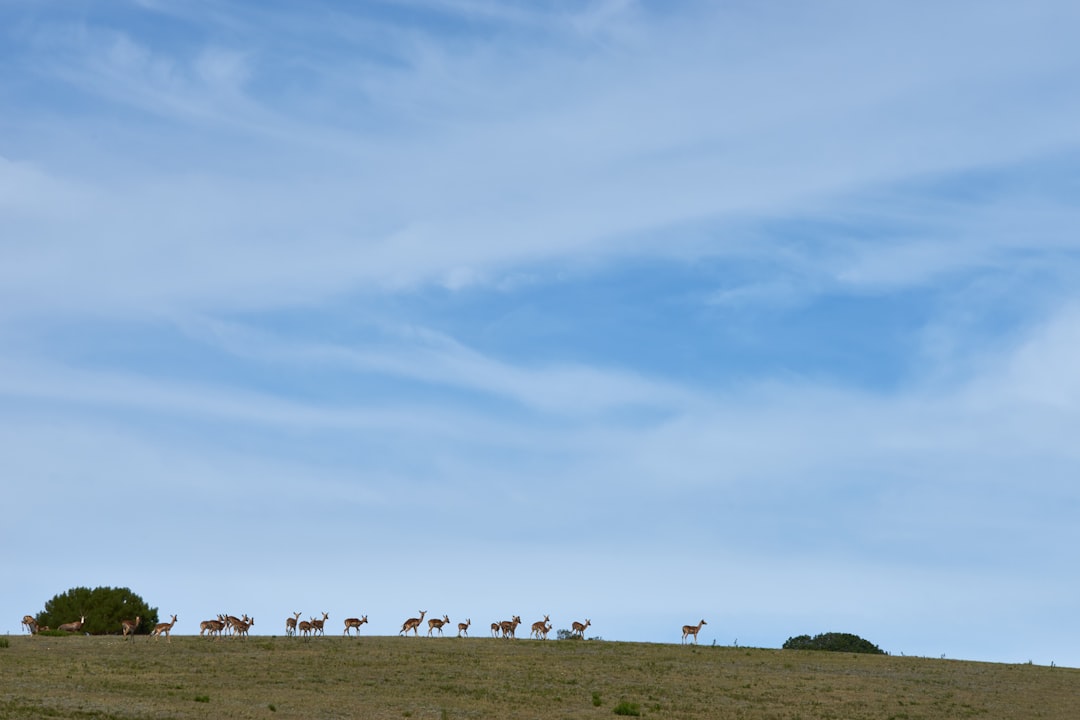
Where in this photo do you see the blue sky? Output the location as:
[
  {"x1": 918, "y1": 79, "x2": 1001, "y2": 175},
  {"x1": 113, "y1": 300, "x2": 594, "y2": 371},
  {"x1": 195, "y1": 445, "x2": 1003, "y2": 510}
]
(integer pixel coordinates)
[{"x1": 3, "y1": 0, "x2": 1080, "y2": 664}]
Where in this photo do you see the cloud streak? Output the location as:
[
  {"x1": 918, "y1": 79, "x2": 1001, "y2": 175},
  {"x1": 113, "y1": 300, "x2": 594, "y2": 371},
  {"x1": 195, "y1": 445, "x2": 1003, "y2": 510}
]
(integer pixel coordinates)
[{"x1": 4, "y1": 1, "x2": 1078, "y2": 317}]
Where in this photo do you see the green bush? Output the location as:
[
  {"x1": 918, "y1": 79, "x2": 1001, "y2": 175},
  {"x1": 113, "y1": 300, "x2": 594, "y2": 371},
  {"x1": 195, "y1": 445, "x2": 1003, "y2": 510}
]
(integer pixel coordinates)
[
  {"x1": 37, "y1": 586, "x2": 158, "y2": 636},
  {"x1": 783, "y1": 632, "x2": 885, "y2": 655},
  {"x1": 613, "y1": 701, "x2": 641, "y2": 716}
]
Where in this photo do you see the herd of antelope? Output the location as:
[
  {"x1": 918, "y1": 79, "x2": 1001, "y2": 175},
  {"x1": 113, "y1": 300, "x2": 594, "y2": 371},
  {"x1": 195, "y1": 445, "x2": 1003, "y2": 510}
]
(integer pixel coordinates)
[
  {"x1": 21, "y1": 613, "x2": 180, "y2": 642},
  {"x1": 20, "y1": 612, "x2": 711, "y2": 645}
]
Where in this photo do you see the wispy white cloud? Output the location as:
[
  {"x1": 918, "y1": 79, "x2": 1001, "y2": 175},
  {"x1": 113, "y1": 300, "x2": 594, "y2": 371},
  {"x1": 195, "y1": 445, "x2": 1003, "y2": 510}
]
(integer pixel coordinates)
[
  {"x1": 3, "y1": 0, "x2": 1077, "y2": 323},
  {"x1": 175, "y1": 315, "x2": 697, "y2": 416}
]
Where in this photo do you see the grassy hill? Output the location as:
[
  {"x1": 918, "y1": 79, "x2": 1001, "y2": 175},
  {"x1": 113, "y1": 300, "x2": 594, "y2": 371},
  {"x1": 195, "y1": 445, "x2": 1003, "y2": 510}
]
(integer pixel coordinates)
[{"x1": 1, "y1": 634, "x2": 1076, "y2": 719}]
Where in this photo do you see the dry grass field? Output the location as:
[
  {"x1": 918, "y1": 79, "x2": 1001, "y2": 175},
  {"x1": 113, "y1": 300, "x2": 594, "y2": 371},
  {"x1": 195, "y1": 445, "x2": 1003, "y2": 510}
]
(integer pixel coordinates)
[{"x1": 1, "y1": 634, "x2": 1076, "y2": 719}]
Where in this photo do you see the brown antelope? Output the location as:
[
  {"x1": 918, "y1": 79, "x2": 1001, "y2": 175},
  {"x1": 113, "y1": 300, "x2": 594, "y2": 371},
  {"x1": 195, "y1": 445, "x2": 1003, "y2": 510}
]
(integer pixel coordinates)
[
  {"x1": 427, "y1": 614, "x2": 450, "y2": 637},
  {"x1": 200, "y1": 618, "x2": 225, "y2": 638},
  {"x1": 530, "y1": 615, "x2": 551, "y2": 639},
  {"x1": 499, "y1": 615, "x2": 522, "y2": 639},
  {"x1": 311, "y1": 612, "x2": 329, "y2": 637},
  {"x1": 121, "y1": 616, "x2": 141, "y2": 640},
  {"x1": 223, "y1": 614, "x2": 249, "y2": 637},
  {"x1": 457, "y1": 618, "x2": 471, "y2": 637},
  {"x1": 298, "y1": 619, "x2": 315, "y2": 639},
  {"x1": 490, "y1": 621, "x2": 500, "y2": 638},
  {"x1": 232, "y1": 616, "x2": 254, "y2": 639},
  {"x1": 285, "y1": 611, "x2": 301, "y2": 638},
  {"x1": 58, "y1": 615, "x2": 86, "y2": 633},
  {"x1": 150, "y1": 614, "x2": 178, "y2": 642},
  {"x1": 21, "y1": 615, "x2": 38, "y2": 635},
  {"x1": 571, "y1": 618, "x2": 591, "y2": 638},
  {"x1": 400, "y1": 610, "x2": 427, "y2": 637},
  {"x1": 343, "y1": 615, "x2": 369, "y2": 637},
  {"x1": 539, "y1": 621, "x2": 552, "y2": 640},
  {"x1": 681, "y1": 619, "x2": 707, "y2": 644}
]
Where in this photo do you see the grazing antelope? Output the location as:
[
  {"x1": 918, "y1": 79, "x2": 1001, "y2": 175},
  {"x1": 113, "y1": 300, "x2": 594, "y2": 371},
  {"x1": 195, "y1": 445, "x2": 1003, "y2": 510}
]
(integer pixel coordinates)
[
  {"x1": 21, "y1": 615, "x2": 38, "y2": 635},
  {"x1": 285, "y1": 612, "x2": 301, "y2": 638},
  {"x1": 343, "y1": 615, "x2": 369, "y2": 637},
  {"x1": 531, "y1": 615, "x2": 551, "y2": 639},
  {"x1": 200, "y1": 618, "x2": 225, "y2": 638},
  {"x1": 150, "y1": 614, "x2": 178, "y2": 642},
  {"x1": 490, "y1": 621, "x2": 501, "y2": 638},
  {"x1": 571, "y1": 619, "x2": 591, "y2": 638},
  {"x1": 298, "y1": 619, "x2": 315, "y2": 639},
  {"x1": 311, "y1": 612, "x2": 329, "y2": 637},
  {"x1": 681, "y1": 619, "x2": 707, "y2": 644},
  {"x1": 457, "y1": 618, "x2": 471, "y2": 638},
  {"x1": 58, "y1": 615, "x2": 86, "y2": 633},
  {"x1": 499, "y1": 615, "x2": 522, "y2": 639},
  {"x1": 427, "y1": 614, "x2": 450, "y2": 637},
  {"x1": 400, "y1": 610, "x2": 427, "y2": 637},
  {"x1": 121, "y1": 616, "x2": 141, "y2": 640}
]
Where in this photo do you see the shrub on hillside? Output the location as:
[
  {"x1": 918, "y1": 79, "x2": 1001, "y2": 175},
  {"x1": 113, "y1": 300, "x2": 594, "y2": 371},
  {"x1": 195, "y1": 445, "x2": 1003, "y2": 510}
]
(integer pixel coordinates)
[
  {"x1": 37, "y1": 586, "x2": 158, "y2": 635},
  {"x1": 783, "y1": 632, "x2": 885, "y2": 655}
]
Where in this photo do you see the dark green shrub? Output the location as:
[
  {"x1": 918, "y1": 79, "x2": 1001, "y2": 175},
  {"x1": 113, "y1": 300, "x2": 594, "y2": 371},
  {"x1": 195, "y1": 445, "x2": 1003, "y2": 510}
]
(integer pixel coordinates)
[
  {"x1": 613, "y1": 701, "x2": 641, "y2": 716},
  {"x1": 783, "y1": 632, "x2": 885, "y2": 655},
  {"x1": 36, "y1": 586, "x2": 157, "y2": 636}
]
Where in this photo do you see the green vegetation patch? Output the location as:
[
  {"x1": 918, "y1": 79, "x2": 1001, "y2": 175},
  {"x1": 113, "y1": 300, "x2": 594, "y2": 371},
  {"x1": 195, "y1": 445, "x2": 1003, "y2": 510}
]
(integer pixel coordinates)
[{"x1": 783, "y1": 632, "x2": 886, "y2": 654}]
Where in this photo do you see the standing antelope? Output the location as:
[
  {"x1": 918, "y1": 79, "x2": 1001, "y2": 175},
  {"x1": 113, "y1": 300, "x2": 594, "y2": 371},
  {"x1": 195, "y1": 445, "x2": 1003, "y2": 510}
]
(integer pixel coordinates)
[
  {"x1": 400, "y1": 610, "x2": 427, "y2": 637},
  {"x1": 539, "y1": 621, "x2": 552, "y2": 640},
  {"x1": 499, "y1": 615, "x2": 522, "y2": 639},
  {"x1": 343, "y1": 615, "x2": 369, "y2": 637},
  {"x1": 150, "y1": 614, "x2": 178, "y2": 642},
  {"x1": 681, "y1": 619, "x2": 707, "y2": 644},
  {"x1": 285, "y1": 612, "x2": 301, "y2": 638},
  {"x1": 298, "y1": 619, "x2": 314, "y2": 639},
  {"x1": 58, "y1": 615, "x2": 86, "y2": 633},
  {"x1": 232, "y1": 616, "x2": 254, "y2": 639},
  {"x1": 427, "y1": 614, "x2": 450, "y2": 637},
  {"x1": 571, "y1": 618, "x2": 591, "y2": 638},
  {"x1": 490, "y1": 621, "x2": 501, "y2": 638},
  {"x1": 531, "y1": 615, "x2": 551, "y2": 639},
  {"x1": 21, "y1": 615, "x2": 38, "y2": 635},
  {"x1": 457, "y1": 618, "x2": 471, "y2": 638},
  {"x1": 121, "y1": 616, "x2": 141, "y2": 640},
  {"x1": 311, "y1": 612, "x2": 329, "y2": 637},
  {"x1": 223, "y1": 614, "x2": 250, "y2": 637},
  {"x1": 200, "y1": 618, "x2": 225, "y2": 638}
]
